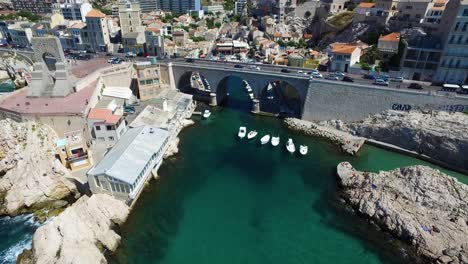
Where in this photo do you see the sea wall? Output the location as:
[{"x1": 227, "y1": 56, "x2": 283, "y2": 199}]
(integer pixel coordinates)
[{"x1": 302, "y1": 80, "x2": 468, "y2": 121}]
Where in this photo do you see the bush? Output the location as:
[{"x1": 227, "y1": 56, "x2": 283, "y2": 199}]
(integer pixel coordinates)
[{"x1": 360, "y1": 62, "x2": 371, "y2": 70}]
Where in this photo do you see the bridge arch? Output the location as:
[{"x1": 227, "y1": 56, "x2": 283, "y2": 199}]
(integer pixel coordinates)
[
  {"x1": 259, "y1": 80, "x2": 303, "y2": 118},
  {"x1": 176, "y1": 70, "x2": 213, "y2": 94},
  {"x1": 215, "y1": 74, "x2": 257, "y2": 105}
]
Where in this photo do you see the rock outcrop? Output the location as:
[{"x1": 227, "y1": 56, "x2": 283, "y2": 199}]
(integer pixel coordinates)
[
  {"x1": 17, "y1": 194, "x2": 130, "y2": 264},
  {"x1": 336, "y1": 162, "x2": 468, "y2": 263},
  {"x1": 285, "y1": 118, "x2": 365, "y2": 155},
  {"x1": 322, "y1": 110, "x2": 468, "y2": 172},
  {"x1": 0, "y1": 119, "x2": 77, "y2": 216}
]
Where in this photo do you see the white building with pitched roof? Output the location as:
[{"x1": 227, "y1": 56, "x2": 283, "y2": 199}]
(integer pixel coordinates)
[{"x1": 87, "y1": 126, "x2": 170, "y2": 204}]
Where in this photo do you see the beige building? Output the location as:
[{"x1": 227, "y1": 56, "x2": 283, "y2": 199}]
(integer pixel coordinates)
[
  {"x1": 378, "y1": 32, "x2": 400, "y2": 54},
  {"x1": 134, "y1": 62, "x2": 165, "y2": 101}
]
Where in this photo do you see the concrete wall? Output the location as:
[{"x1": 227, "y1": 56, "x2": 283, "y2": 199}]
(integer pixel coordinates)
[{"x1": 302, "y1": 80, "x2": 468, "y2": 121}]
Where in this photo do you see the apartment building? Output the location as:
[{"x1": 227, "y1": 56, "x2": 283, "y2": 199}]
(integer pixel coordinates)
[
  {"x1": 435, "y1": 0, "x2": 468, "y2": 84},
  {"x1": 12, "y1": 0, "x2": 53, "y2": 14},
  {"x1": 53, "y1": 0, "x2": 92, "y2": 22},
  {"x1": 328, "y1": 43, "x2": 361, "y2": 72},
  {"x1": 82, "y1": 9, "x2": 111, "y2": 52},
  {"x1": 157, "y1": 0, "x2": 201, "y2": 14}
]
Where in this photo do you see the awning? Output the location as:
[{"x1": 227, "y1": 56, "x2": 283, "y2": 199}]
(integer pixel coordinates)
[{"x1": 102, "y1": 86, "x2": 133, "y2": 100}]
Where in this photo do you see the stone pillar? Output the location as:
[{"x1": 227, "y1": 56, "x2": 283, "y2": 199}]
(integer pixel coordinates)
[
  {"x1": 209, "y1": 93, "x2": 217, "y2": 106},
  {"x1": 251, "y1": 99, "x2": 260, "y2": 113}
]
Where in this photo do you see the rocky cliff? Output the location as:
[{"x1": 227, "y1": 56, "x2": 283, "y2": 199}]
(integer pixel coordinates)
[
  {"x1": 0, "y1": 119, "x2": 77, "y2": 216},
  {"x1": 17, "y1": 194, "x2": 130, "y2": 264},
  {"x1": 321, "y1": 110, "x2": 468, "y2": 172},
  {"x1": 336, "y1": 162, "x2": 468, "y2": 263}
]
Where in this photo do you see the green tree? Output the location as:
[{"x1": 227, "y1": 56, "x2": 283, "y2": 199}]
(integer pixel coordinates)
[{"x1": 215, "y1": 22, "x2": 222, "y2": 28}]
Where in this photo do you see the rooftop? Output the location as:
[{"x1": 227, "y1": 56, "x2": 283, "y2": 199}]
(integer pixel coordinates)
[
  {"x1": 331, "y1": 43, "x2": 358, "y2": 54},
  {"x1": 87, "y1": 108, "x2": 121, "y2": 124},
  {"x1": 357, "y1": 2, "x2": 375, "y2": 8},
  {"x1": 0, "y1": 80, "x2": 96, "y2": 116},
  {"x1": 87, "y1": 125, "x2": 170, "y2": 184},
  {"x1": 85, "y1": 9, "x2": 106, "y2": 18},
  {"x1": 379, "y1": 32, "x2": 400, "y2": 42}
]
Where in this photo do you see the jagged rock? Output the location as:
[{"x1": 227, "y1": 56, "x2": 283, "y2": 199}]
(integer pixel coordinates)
[
  {"x1": 336, "y1": 162, "x2": 468, "y2": 263},
  {"x1": 17, "y1": 194, "x2": 130, "y2": 264},
  {"x1": 0, "y1": 119, "x2": 77, "y2": 216}
]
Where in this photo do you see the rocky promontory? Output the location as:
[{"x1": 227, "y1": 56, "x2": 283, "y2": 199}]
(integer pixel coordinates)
[
  {"x1": 285, "y1": 118, "x2": 365, "y2": 155},
  {"x1": 17, "y1": 194, "x2": 130, "y2": 264},
  {"x1": 337, "y1": 162, "x2": 468, "y2": 263},
  {"x1": 0, "y1": 119, "x2": 77, "y2": 216},
  {"x1": 322, "y1": 110, "x2": 468, "y2": 172}
]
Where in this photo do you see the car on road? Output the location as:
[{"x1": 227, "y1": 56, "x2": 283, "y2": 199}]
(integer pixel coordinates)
[
  {"x1": 334, "y1": 71, "x2": 345, "y2": 77},
  {"x1": 124, "y1": 106, "x2": 136, "y2": 114},
  {"x1": 126, "y1": 52, "x2": 136, "y2": 58},
  {"x1": 309, "y1": 69, "x2": 319, "y2": 74},
  {"x1": 77, "y1": 54, "x2": 91, "y2": 60},
  {"x1": 185, "y1": 58, "x2": 195, "y2": 62},
  {"x1": 111, "y1": 58, "x2": 123, "y2": 64},
  {"x1": 342, "y1": 76, "x2": 354, "y2": 82},
  {"x1": 311, "y1": 72, "x2": 323, "y2": 78},
  {"x1": 373, "y1": 78, "x2": 389, "y2": 86},
  {"x1": 234, "y1": 64, "x2": 243, "y2": 68},
  {"x1": 407, "y1": 83, "x2": 423, "y2": 90},
  {"x1": 107, "y1": 57, "x2": 116, "y2": 63},
  {"x1": 297, "y1": 70, "x2": 304, "y2": 74},
  {"x1": 391, "y1": 77, "x2": 404, "y2": 82},
  {"x1": 325, "y1": 74, "x2": 339, "y2": 80},
  {"x1": 281, "y1": 69, "x2": 291, "y2": 73},
  {"x1": 363, "y1": 74, "x2": 376, "y2": 80}
]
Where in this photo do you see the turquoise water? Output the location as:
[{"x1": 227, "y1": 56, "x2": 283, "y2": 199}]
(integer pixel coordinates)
[
  {"x1": 0, "y1": 214, "x2": 39, "y2": 264},
  {"x1": 110, "y1": 77, "x2": 468, "y2": 264}
]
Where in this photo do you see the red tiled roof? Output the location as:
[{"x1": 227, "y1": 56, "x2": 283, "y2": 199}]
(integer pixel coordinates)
[
  {"x1": 379, "y1": 32, "x2": 400, "y2": 42},
  {"x1": 358, "y1": 2, "x2": 375, "y2": 8},
  {"x1": 88, "y1": 108, "x2": 121, "y2": 124},
  {"x1": 85, "y1": 9, "x2": 106, "y2": 18},
  {"x1": 331, "y1": 43, "x2": 358, "y2": 54}
]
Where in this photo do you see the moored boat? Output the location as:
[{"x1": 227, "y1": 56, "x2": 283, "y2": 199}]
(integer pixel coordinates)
[
  {"x1": 299, "y1": 145, "x2": 308, "y2": 155},
  {"x1": 238, "y1": 127, "x2": 247, "y2": 139},
  {"x1": 247, "y1": 130, "x2": 258, "y2": 139},
  {"x1": 271, "y1": 136, "x2": 280, "y2": 146},
  {"x1": 203, "y1": 110, "x2": 211, "y2": 119},
  {"x1": 286, "y1": 138, "x2": 295, "y2": 153},
  {"x1": 260, "y1": 135, "x2": 270, "y2": 145}
]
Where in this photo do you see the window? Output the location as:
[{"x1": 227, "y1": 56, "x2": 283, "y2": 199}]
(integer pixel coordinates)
[
  {"x1": 94, "y1": 176, "x2": 101, "y2": 188},
  {"x1": 146, "y1": 80, "x2": 152, "y2": 85},
  {"x1": 455, "y1": 22, "x2": 460, "y2": 31},
  {"x1": 458, "y1": 35, "x2": 463, "y2": 44},
  {"x1": 406, "y1": 5, "x2": 412, "y2": 9},
  {"x1": 108, "y1": 136, "x2": 114, "y2": 141},
  {"x1": 463, "y1": 8, "x2": 468, "y2": 16},
  {"x1": 449, "y1": 35, "x2": 455, "y2": 44},
  {"x1": 95, "y1": 125, "x2": 101, "y2": 130},
  {"x1": 456, "y1": 60, "x2": 461, "y2": 67},
  {"x1": 98, "y1": 137, "x2": 105, "y2": 141},
  {"x1": 110, "y1": 182, "x2": 116, "y2": 192},
  {"x1": 106, "y1": 125, "x2": 113, "y2": 130},
  {"x1": 139, "y1": 80, "x2": 145, "y2": 85},
  {"x1": 463, "y1": 23, "x2": 467, "y2": 32}
]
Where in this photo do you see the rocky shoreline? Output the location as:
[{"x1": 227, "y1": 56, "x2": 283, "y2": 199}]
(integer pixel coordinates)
[
  {"x1": 336, "y1": 162, "x2": 468, "y2": 263},
  {"x1": 0, "y1": 119, "x2": 78, "y2": 217},
  {"x1": 284, "y1": 118, "x2": 365, "y2": 155},
  {"x1": 17, "y1": 194, "x2": 129, "y2": 264},
  {"x1": 321, "y1": 110, "x2": 468, "y2": 172}
]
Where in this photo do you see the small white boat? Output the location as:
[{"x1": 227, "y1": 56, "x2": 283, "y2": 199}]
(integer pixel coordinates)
[
  {"x1": 238, "y1": 126, "x2": 247, "y2": 139},
  {"x1": 267, "y1": 95, "x2": 274, "y2": 100},
  {"x1": 249, "y1": 93, "x2": 254, "y2": 99},
  {"x1": 203, "y1": 110, "x2": 211, "y2": 119},
  {"x1": 299, "y1": 145, "x2": 308, "y2": 155},
  {"x1": 246, "y1": 86, "x2": 253, "y2": 93},
  {"x1": 271, "y1": 136, "x2": 280, "y2": 146},
  {"x1": 286, "y1": 138, "x2": 295, "y2": 153},
  {"x1": 260, "y1": 134, "x2": 270, "y2": 145},
  {"x1": 247, "y1": 130, "x2": 258, "y2": 139}
]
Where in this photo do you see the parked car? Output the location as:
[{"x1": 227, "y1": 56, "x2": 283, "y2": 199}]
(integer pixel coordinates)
[
  {"x1": 124, "y1": 106, "x2": 136, "y2": 114},
  {"x1": 111, "y1": 58, "x2": 123, "y2": 64},
  {"x1": 325, "y1": 74, "x2": 339, "y2": 80},
  {"x1": 297, "y1": 70, "x2": 304, "y2": 74},
  {"x1": 311, "y1": 72, "x2": 323, "y2": 78},
  {"x1": 373, "y1": 78, "x2": 389, "y2": 86},
  {"x1": 310, "y1": 69, "x2": 319, "y2": 74},
  {"x1": 363, "y1": 74, "x2": 376, "y2": 80},
  {"x1": 77, "y1": 54, "x2": 91, "y2": 60},
  {"x1": 408, "y1": 83, "x2": 423, "y2": 90},
  {"x1": 391, "y1": 77, "x2": 404, "y2": 82},
  {"x1": 107, "y1": 57, "x2": 116, "y2": 63},
  {"x1": 281, "y1": 69, "x2": 291, "y2": 73},
  {"x1": 334, "y1": 71, "x2": 345, "y2": 77},
  {"x1": 185, "y1": 58, "x2": 195, "y2": 62},
  {"x1": 126, "y1": 52, "x2": 136, "y2": 58},
  {"x1": 342, "y1": 76, "x2": 354, "y2": 82},
  {"x1": 234, "y1": 64, "x2": 243, "y2": 68}
]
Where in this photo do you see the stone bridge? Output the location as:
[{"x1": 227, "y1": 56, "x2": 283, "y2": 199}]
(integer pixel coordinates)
[{"x1": 169, "y1": 62, "x2": 311, "y2": 116}]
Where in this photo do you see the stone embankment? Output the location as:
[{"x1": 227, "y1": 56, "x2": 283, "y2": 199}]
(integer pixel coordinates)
[
  {"x1": 0, "y1": 119, "x2": 77, "y2": 216},
  {"x1": 284, "y1": 118, "x2": 365, "y2": 155},
  {"x1": 163, "y1": 119, "x2": 194, "y2": 159},
  {"x1": 337, "y1": 162, "x2": 468, "y2": 264},
  {"x1": 322, "y1": 110, "x2": 468, "y2": 172},
  {"x1": 17, "y1": 194, "x2": 130, "y2": 264}
]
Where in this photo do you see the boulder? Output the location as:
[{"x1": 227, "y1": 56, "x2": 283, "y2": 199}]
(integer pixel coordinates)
[
  {"x1": 17, "y1": 194, "x2": 130, "y2": 264},
  {"x1": 336, "y1": 162, "x2": 468, "y2": 263},
  {"x1": 0, "y1": 119, "x2": 77, "y2": 216}
]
